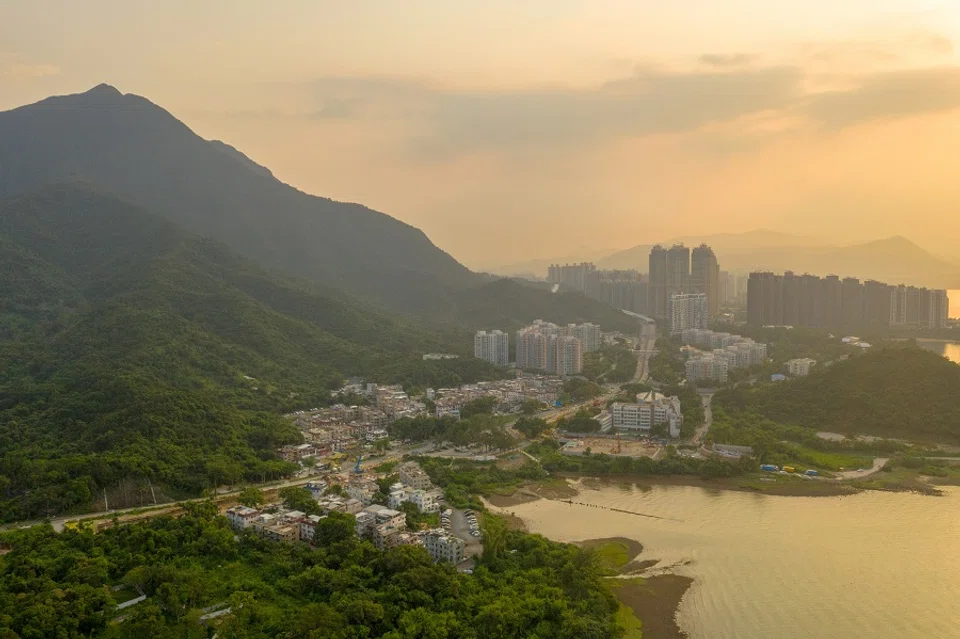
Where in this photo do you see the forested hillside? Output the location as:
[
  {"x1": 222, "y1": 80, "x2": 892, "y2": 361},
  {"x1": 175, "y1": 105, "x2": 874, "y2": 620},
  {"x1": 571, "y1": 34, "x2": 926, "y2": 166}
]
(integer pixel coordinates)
[
  {"x1": 0, "y1": 186, "x2": 499, "y2": 521},
  {"x1": 715, "y1": 346, "x2": 960, "y2": 443},
  {"x1": 0, "y1": 505, "x2": 622, "y2": 638}
]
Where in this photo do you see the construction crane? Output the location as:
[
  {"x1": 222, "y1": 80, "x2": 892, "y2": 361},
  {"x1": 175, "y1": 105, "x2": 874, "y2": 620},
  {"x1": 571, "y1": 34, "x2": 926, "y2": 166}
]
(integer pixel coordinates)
[
  {"x1": 613, "y1": 433, "x2": 622, "y2": 455},
  {"x1": 352, "y1": 455, "x2": 364, "y2": 474}
]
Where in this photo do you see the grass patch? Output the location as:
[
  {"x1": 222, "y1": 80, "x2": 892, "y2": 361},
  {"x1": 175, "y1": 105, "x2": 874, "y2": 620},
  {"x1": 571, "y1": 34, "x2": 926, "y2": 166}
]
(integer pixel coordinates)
[
  {"x1": 790, "y1": 447, "x2": 873, "y2": 472},
  {"x1": 578, "y1": 537, "x2": 643, "y2": 575},
  {"x1": 373, "y1": 460, "x2": 399, "y2": 473},
  {"x1": 111, "y1": 586, "x2": 140, "y2": 604},
  {"x1": 615, "y1": 600, "x2": 644, "y2": 638}
]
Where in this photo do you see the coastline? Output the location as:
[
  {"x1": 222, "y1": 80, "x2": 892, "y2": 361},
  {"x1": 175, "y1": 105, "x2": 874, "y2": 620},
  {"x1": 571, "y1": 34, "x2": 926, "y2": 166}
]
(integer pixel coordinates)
[
  {"x1": 573, "y1": 536, "x2": 693, "y2": 639},
  {"x1": 488, "y1": 478, "x2": 960, "y2": 639}
]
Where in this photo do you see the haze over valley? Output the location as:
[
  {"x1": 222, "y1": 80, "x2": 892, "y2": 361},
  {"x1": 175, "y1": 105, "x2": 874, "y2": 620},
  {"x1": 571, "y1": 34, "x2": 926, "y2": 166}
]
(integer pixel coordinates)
[{"x1": 3, "y1": 4, "x2": 960, "y2": 639}]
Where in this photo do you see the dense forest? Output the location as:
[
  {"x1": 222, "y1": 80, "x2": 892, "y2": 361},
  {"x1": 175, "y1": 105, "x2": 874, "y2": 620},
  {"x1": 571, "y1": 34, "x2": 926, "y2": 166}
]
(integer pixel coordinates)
[
  {"x1": 0, "y1": 504, "x2": 623, "y2": 638},
  {"x1": 0, "y1": 185, "x2": 638, "y2": 522},
  {"x1": 714, "y1": 345, "x2": 960, "y2": 444},
  {"x1": 0, "y1": 186, "x2": 504, "y2": 522}
]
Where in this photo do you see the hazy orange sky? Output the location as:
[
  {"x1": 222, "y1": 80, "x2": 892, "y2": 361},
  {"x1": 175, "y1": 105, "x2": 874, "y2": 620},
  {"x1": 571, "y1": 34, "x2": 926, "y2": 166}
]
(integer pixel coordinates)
[{"x1": 4, "y1": 1, "x2": 960, "y2": 268}]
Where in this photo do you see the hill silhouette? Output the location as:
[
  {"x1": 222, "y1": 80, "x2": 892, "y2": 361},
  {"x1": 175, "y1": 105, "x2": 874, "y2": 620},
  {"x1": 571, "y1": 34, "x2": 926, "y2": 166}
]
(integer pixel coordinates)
[
  {"x1": 0, "y1": 84, "x2": 474, "y2": 313},
  {"x1": 599, "y1": 231, "x2": 960, "y2": 287},
  {"x1": 0, "y1": 84, "x2": 641, "y2": 328}
]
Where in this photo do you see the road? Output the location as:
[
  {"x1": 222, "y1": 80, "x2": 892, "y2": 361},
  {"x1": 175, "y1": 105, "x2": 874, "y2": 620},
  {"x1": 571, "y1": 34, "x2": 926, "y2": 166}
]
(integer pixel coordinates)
[
  {"x1": 450, "y1": 508, "x2": 483, "y2": 567},
  {"x1": 691, "y1": 392, "x2": 715, "y2": 445},
  {"x1": 834, "y1": 457, "x2": 889, "y2": 480},
  {"x1": 633, "y1": 336, "x2": 657, "y2": 383}
]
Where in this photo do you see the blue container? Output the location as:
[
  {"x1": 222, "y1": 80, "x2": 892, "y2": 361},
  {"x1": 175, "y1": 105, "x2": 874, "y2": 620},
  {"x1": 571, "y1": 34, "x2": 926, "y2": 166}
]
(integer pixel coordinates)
[
  {"x1": 760, "y1": 464, "x2": 778, "y2": 472},
  {"x1": 805, "y1": 469, "x2": 819, "y2": 476}
]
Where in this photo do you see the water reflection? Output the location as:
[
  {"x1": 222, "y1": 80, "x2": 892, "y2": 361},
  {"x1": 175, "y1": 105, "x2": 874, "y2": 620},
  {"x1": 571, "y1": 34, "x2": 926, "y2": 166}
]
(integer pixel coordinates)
[
  {"x1": 917, "y1": 340, "x2": 960, "y2": 364},
  {"x1": 505, "y1": 484, "x2": 960, "y2": 639}
]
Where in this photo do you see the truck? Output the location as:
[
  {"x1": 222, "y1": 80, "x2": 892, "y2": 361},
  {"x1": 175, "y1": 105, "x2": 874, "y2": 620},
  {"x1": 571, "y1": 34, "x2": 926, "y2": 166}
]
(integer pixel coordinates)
[
  {"x1": 760, "y1": 464, "x2": 779, "y2": 472},
  {"x1": 805, "y1": 469, "x2": 819, "y2": 477},
  {"x1": 782, "y1": 466, "x2": 795, "y2": 473}
]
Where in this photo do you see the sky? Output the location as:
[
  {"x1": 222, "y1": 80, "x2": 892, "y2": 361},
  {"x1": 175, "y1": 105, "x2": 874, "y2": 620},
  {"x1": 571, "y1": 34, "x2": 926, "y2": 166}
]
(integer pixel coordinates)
[{"x1": 3, "y1": 1, "x2": 960, "y2": 268}]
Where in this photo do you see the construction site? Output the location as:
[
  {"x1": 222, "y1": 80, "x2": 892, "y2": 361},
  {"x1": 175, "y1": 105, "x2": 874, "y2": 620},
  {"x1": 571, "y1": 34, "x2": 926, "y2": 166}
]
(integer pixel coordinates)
[{"x1": 560, "y1": 433, "x2": 664, "y2": 459}]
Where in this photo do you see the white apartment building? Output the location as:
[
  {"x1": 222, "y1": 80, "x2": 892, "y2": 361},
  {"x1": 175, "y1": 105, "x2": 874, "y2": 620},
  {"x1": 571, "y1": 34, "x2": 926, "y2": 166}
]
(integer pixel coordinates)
[
  {"x1": 516, "y1": 320, "x2": 584, "y2": 376},
  {"x1": 423, "y1": 531, "x2": 466, "y2": 564},
  {"x1": 515, "y1": 327, "x2": 550, "y2": 371},
  {"x1": 685, "y1": 354, "x2": 729, "y2": 383},
  {"x1": 474, "y1": 330, "x2": 510, "y2": 366},
  {"x1": 785, "y1": 358, "x2": 816, "y2": 377},
  {"x1": 553, "y1": 335, "x2": 584, "y2": 376},
  {"x1": 669, "y1": 293, "x2": 709, "y2": 334},
  {"x1": 610, "y1": 391, "x2": 683, "y2": 438},
  {"x1": 568, "y1": 323, "x2": 602, "y2": 352}
]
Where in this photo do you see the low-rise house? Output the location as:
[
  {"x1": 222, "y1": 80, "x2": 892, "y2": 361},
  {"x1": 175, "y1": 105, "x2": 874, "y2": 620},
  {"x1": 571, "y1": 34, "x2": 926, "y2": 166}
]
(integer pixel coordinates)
[
  {"x1": 398, "y1": 462, "x2": 432, "y2": 491},
  {"x1": 422, "y1": 530, "x2": 466, "y2": 564},
  {"x1": 278, "y1": 443, "x2": 316, "y2": 462},
  {"x1": 299, "y1": 514, "x2": 325, "y2": 543},
  {"x1": 355, "y1": 505, "x2": 407, "y2": 549},
  {"x1": 785, "y1": 358, "x2": 816, "y2": 377},
  {"x1": 262, "y1": 524, "x2": 299, "y2": 543},
  {"x1": 226, "y1": 506, "x2": 260, "y2": 531}
]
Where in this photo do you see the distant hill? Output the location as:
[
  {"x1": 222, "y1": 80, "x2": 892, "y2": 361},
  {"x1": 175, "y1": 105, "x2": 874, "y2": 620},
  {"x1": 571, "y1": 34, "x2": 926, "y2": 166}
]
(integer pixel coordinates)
[
  {"x1": 0, "y1": 84, "x2": 475, "y2": 313},
  {"x1": 717, "y1": 346, "x2": 960, "y2": 444},
  {"x1": 599, "y1": 231, "x2": 960, "y2": 287},
  {"x1": 0, "y1": 185, "x2": 503, "y2": 521}
]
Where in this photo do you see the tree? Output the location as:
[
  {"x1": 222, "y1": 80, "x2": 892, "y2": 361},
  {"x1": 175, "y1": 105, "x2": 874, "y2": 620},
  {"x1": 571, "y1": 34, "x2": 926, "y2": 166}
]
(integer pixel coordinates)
[
  {"x1": 323, "y1": 483, "x2": 344, "y2": 496},
  {"x1": 237, "y1": 487, "x2": 265, "y2": 508},
  {"x1": 278, "y1": 487, "x2": 322, "y2": 516},
  {"x1": 514, "y1": 417, "x2": 548, "y2": 439},
  {"x1": 313, "y1": 512, "x2": 356, "y2": 546},
  {"x1": 460, "y1": 396, "x2": 498, "y2": 419},
  {"x1": 520, "y1": 399, "x2": 545, "y2": 415},
  {"x1": 481, "y1": 516, "x2": 508, "y2": 564}
]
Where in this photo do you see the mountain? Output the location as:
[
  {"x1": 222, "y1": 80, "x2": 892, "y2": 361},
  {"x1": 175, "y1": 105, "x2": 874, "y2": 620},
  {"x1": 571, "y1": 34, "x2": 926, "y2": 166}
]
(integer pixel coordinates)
[
  {"x1": 0, "y1": 185, "x2": 505, "y2": 521},
  {"x1": 0, "y1": 84, "x2": 475, "y2": 313},
  {"x1": 599, "y1": 230, "x2": 819, "y2": 271},
  {"x1": 599, "y1": 231, "x2": 960, "y2": 287}
]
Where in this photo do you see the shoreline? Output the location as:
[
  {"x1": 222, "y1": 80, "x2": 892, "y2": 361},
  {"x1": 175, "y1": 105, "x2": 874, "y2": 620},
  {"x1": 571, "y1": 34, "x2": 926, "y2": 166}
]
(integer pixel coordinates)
[
  {"x1": 573, "y1": 536, "x2": 693, "y2": 639},
  {"x1": 489, "y1": 475, "x2": 958, "y2": 638}
]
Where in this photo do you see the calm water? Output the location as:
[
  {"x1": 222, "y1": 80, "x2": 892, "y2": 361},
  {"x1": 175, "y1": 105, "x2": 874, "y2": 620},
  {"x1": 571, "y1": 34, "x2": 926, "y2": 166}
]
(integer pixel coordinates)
[
  {"x1": 506, "y1": 484, "x2": 960, "y2": 639},
  {"x1": 918, "y1": 340, "x2": 960, "y2": 364}
]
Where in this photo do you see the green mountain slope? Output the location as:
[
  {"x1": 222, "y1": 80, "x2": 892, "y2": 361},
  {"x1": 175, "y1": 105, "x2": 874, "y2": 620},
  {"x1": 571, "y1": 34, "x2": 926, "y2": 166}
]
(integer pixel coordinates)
[
  {"x1": 716, "y1": 346, "x2": 960, "y2": 443},
  {"x1": 0, "y1": 185, "x2": 499, "y2": 521}
]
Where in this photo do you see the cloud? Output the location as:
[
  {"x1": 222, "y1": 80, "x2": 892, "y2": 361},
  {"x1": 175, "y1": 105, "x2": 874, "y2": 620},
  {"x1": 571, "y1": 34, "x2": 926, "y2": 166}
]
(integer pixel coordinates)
[
  {"x1": 806, "y1": 67, "x2": 960, "y2": 128},
  {"x1": 289, "y1": 45, "x2": 960, "y2": 158},
  {"x1": 304, "y1": 66, "x2": 804, "y2": 156},
  {"x1": 699, "y1": 53, "x2": 757, "y2": 68},
  {"x1": 0, "y1": 52, "x2": 59, "y2": 79}
]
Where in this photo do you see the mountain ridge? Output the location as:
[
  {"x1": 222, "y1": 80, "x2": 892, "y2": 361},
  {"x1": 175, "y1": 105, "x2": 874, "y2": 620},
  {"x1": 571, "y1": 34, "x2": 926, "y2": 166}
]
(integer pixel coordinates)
[
  {"x1": 0, "y1": 84, "x2": 476, "y2": 313},
  {"x1": 597, "y1": 232, "x2": 960, "y2": 287}
]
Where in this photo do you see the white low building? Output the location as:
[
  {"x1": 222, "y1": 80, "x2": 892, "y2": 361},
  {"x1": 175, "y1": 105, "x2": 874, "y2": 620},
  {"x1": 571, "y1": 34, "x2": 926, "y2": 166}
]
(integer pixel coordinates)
[
  {"x1": 785, "y1": 358, "x2": 816, "y2": 377},
  {"x1": 226, "y1": 506, "x2": 260, "y2": 531},
  {"x1": 610, "y1": 391, "x2": 683, "y2": 438},
  {"x1": 422, "y1": 530, "x2": 466, "y2": 564}
]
